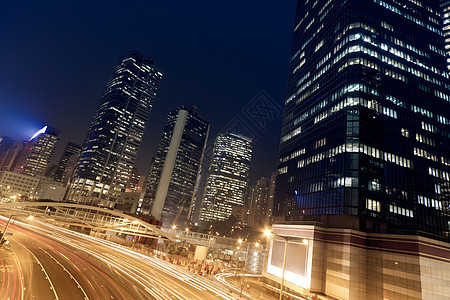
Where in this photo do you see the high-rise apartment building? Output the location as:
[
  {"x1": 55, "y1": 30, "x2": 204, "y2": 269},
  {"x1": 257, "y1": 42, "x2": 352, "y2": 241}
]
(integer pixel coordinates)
[
  {"x1": 67, "y1": 51, "x2": 162, "y2": 207},
  {"x1": 53, "y1": 142, "x2": 81, "y2": 183},
  {"x1": 145, "y1": 106, "x2": 209, "y2": 226},
  {"x1": 13, "y1": 126, "x2": 59, "y2": 177},
  {"x1": 263, "y1": 1, "x2": 450, "y2": 299},
  {"x1": 199, "y1": 133, "x2": 252, "y2": 223}
]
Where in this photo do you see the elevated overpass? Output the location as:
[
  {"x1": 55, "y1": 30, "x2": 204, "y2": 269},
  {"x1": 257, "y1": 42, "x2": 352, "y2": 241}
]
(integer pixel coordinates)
[{"x1": 0, "y1": 201, "x2": 174, "y2": 241}]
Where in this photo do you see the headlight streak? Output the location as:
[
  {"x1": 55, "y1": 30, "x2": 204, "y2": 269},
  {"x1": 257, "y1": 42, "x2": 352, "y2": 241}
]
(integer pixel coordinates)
[
  {"x1": 12, "y1": 218, "x2": 239, "y2": 300},
  {"x1": 39, "y1": 248, "x2": 90, "y2": 300},
  {"x1": 10, "y1": 247, "x2": 25, "y2": 300},
  {"x1": 214, "y1": 273, "x2": 252, "y2": 298},
  {"x1": 40, "y1": 224, "x2": 237, "y2": 299},
  {"x1": 16, "y1": 240, "x2": 60, "y2": 300}
]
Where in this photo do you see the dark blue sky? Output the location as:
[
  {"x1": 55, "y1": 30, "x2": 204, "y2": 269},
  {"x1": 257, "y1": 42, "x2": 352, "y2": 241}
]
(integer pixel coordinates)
[{"x1": 0, "y1": 1, "x2": 296, "y2": 182}]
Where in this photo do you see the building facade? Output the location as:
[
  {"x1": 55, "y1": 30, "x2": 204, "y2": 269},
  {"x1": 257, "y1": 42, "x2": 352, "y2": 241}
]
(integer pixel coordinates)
[
  {"x1": 199, "y1": 133, "x2": 252, "y2": 224},
  {"x1": 67, "y1": 51, "x2": 162, "y2": 207},
  {"x1": 274, "y1": 0, "x2": 450, "y2": 238},
  {"x1": 0, "y1": 171, "x2": 40, "y2": 201},
  {"x1": 246, "y1": 177, "x2": 270, "y2": 228},
  {"x1": 266, "y1": 0, "x2": 450, "y2": 299},
  {"x1": 13, "y1": 126, "x2": 59, "y2": 177},
  {"x1": 145, "y1": 106, "x2": 209, "y2": 226},
  {"x1": 53, "y1": 142, "x2": 81, "y2": 183},
  {"x1": 264, "y1": 224, "x2": 450, "y2": 300},
  {"x1": 441, "y1": 0, "x2": 450, "y2": 69}
]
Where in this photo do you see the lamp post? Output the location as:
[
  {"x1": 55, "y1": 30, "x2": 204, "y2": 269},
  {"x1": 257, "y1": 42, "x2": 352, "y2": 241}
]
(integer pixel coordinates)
[{"x1": 0, "y1": 214, "x2": 15, "y2": 245}]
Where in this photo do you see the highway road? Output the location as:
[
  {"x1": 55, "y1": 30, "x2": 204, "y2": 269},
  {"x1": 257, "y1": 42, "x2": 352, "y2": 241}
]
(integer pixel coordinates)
[{"x1": 0, "y1": 215, "x2": 249, "y2": 300}]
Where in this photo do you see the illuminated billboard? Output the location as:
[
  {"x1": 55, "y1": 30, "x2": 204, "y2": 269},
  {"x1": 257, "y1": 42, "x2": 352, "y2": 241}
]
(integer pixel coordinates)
[{"x1": 266, "y1": 236, "x2": 313, "y2": 289}]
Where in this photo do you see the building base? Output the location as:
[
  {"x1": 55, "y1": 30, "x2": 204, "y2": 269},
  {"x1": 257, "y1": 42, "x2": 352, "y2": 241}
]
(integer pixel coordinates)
[{"x1": 264, "y1": 224, "x2": 450, "y2": 300}]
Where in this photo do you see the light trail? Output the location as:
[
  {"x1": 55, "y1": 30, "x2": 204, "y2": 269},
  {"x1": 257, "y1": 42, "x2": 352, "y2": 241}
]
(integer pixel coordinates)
[
  {"x1": 10, "y1": 248, "x2": 25, "y2": 300},
  {"x1": 39, "y1": 248, "x2": 89, "y2": 300},
  {"x1": 9, "y1": 218, "x2": 241, "y2": 299},
  {"x1": 17, "y1": 241, "x2": 59, "y2": 300}
]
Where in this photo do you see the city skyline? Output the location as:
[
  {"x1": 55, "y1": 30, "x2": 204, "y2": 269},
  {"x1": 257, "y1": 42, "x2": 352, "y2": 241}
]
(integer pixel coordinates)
[
  {"x1": 0, "y1": 1, "x2": 296, "y2": 184},
  {"x1": 0, "y1": 1, "x2": 449, "y2": 299}
]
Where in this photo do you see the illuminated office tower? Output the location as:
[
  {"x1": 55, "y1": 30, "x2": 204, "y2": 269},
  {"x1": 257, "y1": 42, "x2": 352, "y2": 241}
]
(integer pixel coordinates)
[
  {"x1": 263, "y1": 1, "x2": 450, "y2": 298},
  {"x1": 441, "y1": 0, "x2": 450, "y2": 69},
  {"x1": 53, "y1": 142, "x2": 81, "y2": 183},
  {"x1": 199, "y1": 133, "x2": 252, "y2": 223},
  {"x1": 146, "y1": 106, "x2": 209, "y2": 226},
  {"x1": 274, "y1": 0, "x2": 449, "y2": 237},
  {"x1": 67, "y1": 51, "x2": 162, "y2": 206},
  {"x1": 13, "y1": 126, "x2": 59, "y2": 177}
]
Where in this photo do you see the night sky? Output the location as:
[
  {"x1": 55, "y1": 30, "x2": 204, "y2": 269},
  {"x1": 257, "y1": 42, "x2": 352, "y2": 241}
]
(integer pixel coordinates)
[{"x1": 1, "y1": 1, "x2": 296, "y2": 183}]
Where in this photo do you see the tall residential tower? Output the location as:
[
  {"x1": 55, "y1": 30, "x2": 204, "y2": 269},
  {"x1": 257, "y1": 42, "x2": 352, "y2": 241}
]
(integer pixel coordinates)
[{"x1": 67, "y1": 51, "x2": 162, "y2": 207}]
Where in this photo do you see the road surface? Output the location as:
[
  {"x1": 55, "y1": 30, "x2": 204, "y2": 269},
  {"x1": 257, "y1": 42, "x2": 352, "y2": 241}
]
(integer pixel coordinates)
[{"x1": 0, "y1": 215, "x2": 247, "y2": 299}]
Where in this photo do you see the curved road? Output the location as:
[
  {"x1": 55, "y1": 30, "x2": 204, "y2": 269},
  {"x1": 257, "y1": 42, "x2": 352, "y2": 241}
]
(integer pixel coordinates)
[{"x1": 0, "y1": 216, "x2": 243, "y2": 300}]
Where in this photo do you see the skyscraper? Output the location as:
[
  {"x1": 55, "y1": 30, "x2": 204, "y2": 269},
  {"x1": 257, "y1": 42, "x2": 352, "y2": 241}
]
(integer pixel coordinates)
[
  {"x1": 67, "y1": 51, "x2": 162, "y2": 207},
  {"x1": 13, "y1": 126, "x2": 59, "y2": 177},
  {"x1": 274, "y1": 0, "x2": 449, "y2": 237},
  {"x1": 246, "y1": 176, "x2": 269, "y2": 228},
  {"x1": 441, "y1": 0, "x2": 450, "y2": 69},
  {"x1": 53, "y1": 142, "x2": 81, "y2": 183},
  {"x1": 199, "y1": 133, "x2": 252, "y2": 224},
  {"x1": 145, "y1": 106, "x2": 209, "y2": 226},
  {"x1": 263, "y1": 1, "x2": 450, "y2": 298}
]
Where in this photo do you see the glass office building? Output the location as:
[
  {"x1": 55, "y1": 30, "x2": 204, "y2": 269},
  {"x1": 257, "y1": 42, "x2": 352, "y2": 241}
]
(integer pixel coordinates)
[
  {"x1": 200, "y1": 133, "x2": 252, "y2": 224},
  {"x1": 68, "y1": 51, "x2": 162, "y2": 206},
  {"x1": 274, "y1": 0, "x2": 450, "y2": 238},
  {"x1": 13, "y1": 126, "x2": 59, "y2": 177}
]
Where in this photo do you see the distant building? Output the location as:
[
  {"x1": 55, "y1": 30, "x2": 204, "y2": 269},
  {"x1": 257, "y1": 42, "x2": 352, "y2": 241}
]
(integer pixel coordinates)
[
  {"x1": 60, "y1": 154, "x2": 79, "y2": 186},
  {"x1": 265, "y1": 171, "x2": 277, "y2": 227},
  {"x1": 67, "y1": 51, "x2": 162, "y2": 207},
  {"x1": 0, "y1": 136, "x2": 14, "y2": 155},
  {"x1": 13, "y1": 126, "x2": 59, "y2": 177},
  {"x1": 53, "y1": 142, "x2": 81, "y2": 183},
  {"x1": 199, "y1": 133, "x2": 252, "y2": 224},
  {"x1": 0, "y1": 171, "x2": 40, "y2": 201},
  {"x1": 246, "y1": 177, "x2": 270, "y2": 229},
  {"x1": 35, "y1": 177, "x2": 67, "y2": 201},
  {"x1": 146, "y1": 106, "x2": 209, "y2": 227},
  {"x1": 0, "y1": 144, "x2": 22, "y2": 172}
]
